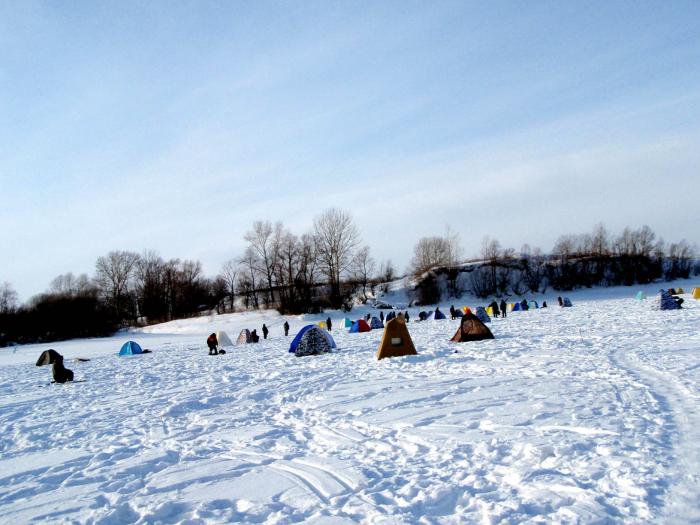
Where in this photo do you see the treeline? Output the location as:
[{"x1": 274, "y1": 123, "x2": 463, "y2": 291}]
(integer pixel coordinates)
[
  {"x1": 412, "y1": 224, "x2": 698, "y2": 303},
  {"x1": 0, "y1": 208, "x2": 392, "y2": 346},
  {"x1": 1, "y1": 218, "x2": 698, "y2": 346}
]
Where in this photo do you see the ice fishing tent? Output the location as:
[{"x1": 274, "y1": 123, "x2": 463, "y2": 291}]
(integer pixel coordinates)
[
  {"x1": 562, "y1": 297, "x2": 573, "y2": 307},
  {"x1": 119, "y1": 341, "x2": 143, "y2": 355},
  {"x1": 236, "y1": 329, "x2": 251, "y2": 344},
  {"x1": 377, "y1": 316, "x2": 417, "y2": 360},
  {"x1": 317, "y1": 321, "x2": 327, "y2": 329},
  {"x1": 425, "y1": 311, "x2": 434, "y2": 320},
  {"x1": 676, "y1": 287, "x2": 685, "y2": 294},
  {"x1": 349, "y1": 319, "x2": 371, "y2": 333},
  {"x1": 485, "y1": 306, "x2": 494, "y2": 316},
  {"x1": 529, "y1": 301, "x2": 539, "y2": 309},
  {"x1": 451, "y1": 313, "x2": 495, "y2": 342},
  {"x1": 344, "y1": 318, "x2": 353, "y2": 328},
  {"x1": 289, "y1": 325, "x2": 336, "y2": 356},
  {"x1": 653, "y1": 290, "x2": 682, "y2": 310},
  {"x1": 475, "y1": 306, "x2": 491, "y2": 323},
  {"x1": 693, "y1": 288, "x2": 700, "y2": 299},
  {"x1": 434, "y1": 309, "x2": 446, "y2": 320},
  {"x1": 512, "y1": 302, "x2": 522, "y2": 312},
  {"x1": 418, "y1": 311, "x2": 428, "y2": 321},
  {"x1": 370, "y1": 316, "x2": 384, "y2": 329},
  {"x1": 635, "y1": 291, "x2": 646, "y2": 301},
  {"x1": 462, "y1": 306, "x2": 471, "y2": 314},
  {"x1": 216, "y1": 331, "x2": 233, "y2": 347}
]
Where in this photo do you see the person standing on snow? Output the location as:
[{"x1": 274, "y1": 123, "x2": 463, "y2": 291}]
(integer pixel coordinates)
[
  {"x1": 283, "y1": 321, "x2": 290, "y2": 336},
  {"x1": 500, "y1": 299, "x2": 507, "y2": 318},
  {"x1": 207, "y1": 333, "x2": 218, "y2": 355},
  {"x1": 326, "y1": 317, "x2": 333, "y2": 331},
  {"x1": 262, "y1": 324, "x2": 269, "y2": 340}
]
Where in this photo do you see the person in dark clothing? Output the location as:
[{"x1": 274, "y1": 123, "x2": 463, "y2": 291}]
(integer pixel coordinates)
[
  {"x1": 207, "y1": 333, "x2": 218, "y2": 355},
  {"x1": 449, "y1": 305, "x2": 456, "y2": 320},
  {"x1": 380, "y1": 311, "x2": 384, "y2": 322},
  {"x1": 326, "y1": 317, "x2": 332, "y2": 331},
  {"x1": 500, "y1": 299, "x2": 507, "y2": 318},
  {"x1": 542, "y1": 301, "x2": 547, "y2": 308},
  {"x1": 262, "y1": 324, "x2": 269, "y2": 340},
  {"x1": 366, "y1": 313, "x2": 371, "y2": 321},
  {"x1": 490, "y1": 300, "x2": 500, "y2": 318},
  {"x1": 250, "y1": 329, "x2": 260, "y2": 343},
  {"x1": 405, "y1": 311, "x2": 410, "y2": 323},
  {"x1": 557, "y1": 296, "x2": 563, "y2": 307},
  {"x1": 283, "y1": 321, "x2": 290, "y2": 336},
  {"x1": 520, "y1": 299, "x2": 529, "y2": 311}
]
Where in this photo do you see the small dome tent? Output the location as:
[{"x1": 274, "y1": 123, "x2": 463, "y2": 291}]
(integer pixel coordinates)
[
  {"x1": 289, "y1": 325, "x2": 335, "y2": 356},
  {"x1": 344, "y1": 318, "x2": 353, "y2": 328},
  {"x1": 377, "y1": 316, "x2": 417, "y2": 360},
  {"x1": 676, "y1": 287, "x2": 685, "y2": 294},
  {"x1": 451, "y1": 313, "x2": 495, "y2": 342},
  {"x1": 635, "y1": 291, "x2": 646, "y2": 301},
  {"x1": 529, "y1": 301, "x2": 539, "y2": 309},
  {"x1": 236, "y1": 329, "x2": 251, "y2": 344},
  {"x1": 119, "y1": 341, "x2": 143, "y2": 355},
  {"x1": 562, "y1": 297, "x2": 573, "y2": 307},
  {"x1": 216, "y1": 331, "x2": 233, "y2": 347},
  {"x1": 693, "y1": 288, "x2": 700, "y2": 299},
  {"x1": 653, "y1": 290, "x2": 682, "y2": 310},
  {"x1": 475, "y1": 306, "x2": 491, "y2": 323},
  {"x1": 370, "y1": 317, "x2": 384, "y2": 329},
  {"x1": 433, "y1": 309, "x2": 446, "y2": 320},
  {"x1": 349, "y1": 319, "x2": 371, "y2": 333},
  {"x1": 317, "y1": 321, "x2": 327, "y2": 329},
  {"x1": 512, "y1": 302, "x2": 522, "y2": 312}
]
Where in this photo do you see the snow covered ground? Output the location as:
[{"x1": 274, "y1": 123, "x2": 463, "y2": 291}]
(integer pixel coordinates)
[{"x1": 1, "y1": 282, "x2": 699, "y2": 523}]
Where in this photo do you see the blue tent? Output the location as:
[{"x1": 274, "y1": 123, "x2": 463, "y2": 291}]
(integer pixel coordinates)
[
  {"x1": 370, "y1": 317, "x2": 384, "y2": 329},
  {"x1": 119, "y1": 341, "x2": 143, "y2": 355},
  {"x1": 344, "y1": 318, "x2": 353, "y2": 328},
  {"x1": 528, "y1": 301, "x2": 539, "y2": 309},
  {"x1": 635, "y1": 291, "x2": 646, "y2": 300},
  {"x1": 512, "y1": 302, "x2": 522, "y2": 312},
  {"x1": 289, "y1": 325, "x2": 336, "y2": 353},
  {"x1": 563, "y1": 297, "x2": 573, "y2": 307},
  {"x1": 434, "y1": 309, "x2": 446, "y2": 320}
]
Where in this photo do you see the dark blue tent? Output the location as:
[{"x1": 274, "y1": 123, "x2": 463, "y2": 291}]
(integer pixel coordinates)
[
  {"x1": 119, "y1": 341, "x2": 143, "y2": 355},
  {"x1": 434, "y1": 310, "x2": 446, "y2": 320},
  {"x1": 512, "y1": 303, "x2": 522, "y2": 312},
  {"x1": 289, "y1": 325, "x2": 336, "y2": 353},
  {"x1": 370, "y1": 317, "x2": 384, "y2": 329}
]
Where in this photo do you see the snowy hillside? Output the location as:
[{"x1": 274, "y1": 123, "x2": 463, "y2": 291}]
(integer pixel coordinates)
[{"x1": 1, "y1": 282, "x2": 699, "y2": 523}]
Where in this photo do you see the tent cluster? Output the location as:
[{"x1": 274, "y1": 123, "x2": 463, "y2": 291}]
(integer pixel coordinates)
[{"x1": 349, "y1": 319, "x2": 371, "y2": 333}]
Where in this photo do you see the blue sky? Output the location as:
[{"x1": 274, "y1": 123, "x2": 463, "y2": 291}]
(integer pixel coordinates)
[{"x1": 2, "y1": 1, "x2": 700, "y2": 301}]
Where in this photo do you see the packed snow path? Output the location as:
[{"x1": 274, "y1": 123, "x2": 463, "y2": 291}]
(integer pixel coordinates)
[{"x1": 1, "y1": 296, "x2": 699, "y2": 523}]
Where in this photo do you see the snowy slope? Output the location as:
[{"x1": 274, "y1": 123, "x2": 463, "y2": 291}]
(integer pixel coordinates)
[{"x1": 1, "y1": 285, "x2": 699, "y2": 523}]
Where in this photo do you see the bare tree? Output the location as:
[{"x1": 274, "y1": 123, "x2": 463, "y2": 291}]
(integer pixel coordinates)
[
  {"x1": 239, "y1": 247, "x2": 261, "y2": 309},
  {"x1": 411, "y1": 237, "x2": 453, "y2": 275},
  {"x1": 50, "y1": 272, "x2": 94, "y2": 297},
  {"x1": 220, "y1": 259, "x2": 239, "y2": 312},
  {"x1": 244, "y1": 220, "x2": 281, "y2": 306},
  {"x1": 0, "y1": 282, "x2": 18, "y2": 314},
  {"x1": 95, "y1": 250, "x2": 139, "y2": 319},
  {"x1": 313, "y1": 208, "x2": 360, "y2": 306},
  {"x1": 351, "y1": 246, "x2": 376, "y2": 303}
]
